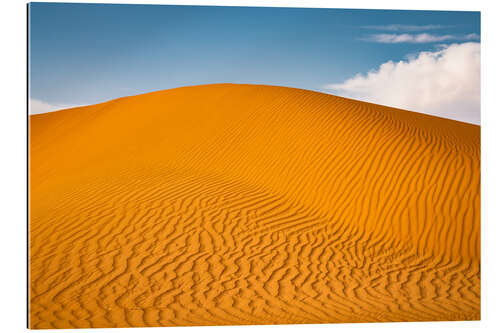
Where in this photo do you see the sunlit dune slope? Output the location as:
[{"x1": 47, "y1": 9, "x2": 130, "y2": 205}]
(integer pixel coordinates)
[{"x1": 30, "y1": 84, "x2": 480, "y2": 328}]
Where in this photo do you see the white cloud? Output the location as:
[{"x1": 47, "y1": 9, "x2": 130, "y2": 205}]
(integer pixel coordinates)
[
  {"x1": 465, "y1": 33, "x2": 480, "y2": 40},
  {"x1": 363, "y1": 33, "x2": 479, "y2": 44},
  {"x1": 325, "y1": 42, "x2": 480, "y2": 124},
  {"x1": 29, "y1": 99, "x2": 82, "y2": 114},
  {"x1": 361, "y1": 24, "x2": 450, "y2": 31}
]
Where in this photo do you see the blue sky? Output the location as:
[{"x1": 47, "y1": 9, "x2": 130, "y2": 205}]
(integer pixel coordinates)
[{"x1": 28, "y1": 3, "x2": 480, "y2": 123}]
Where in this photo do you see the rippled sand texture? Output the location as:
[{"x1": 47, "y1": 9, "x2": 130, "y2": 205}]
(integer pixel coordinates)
[{"x1": 29, "y1": 84, "x2": 480, "y2": 328}]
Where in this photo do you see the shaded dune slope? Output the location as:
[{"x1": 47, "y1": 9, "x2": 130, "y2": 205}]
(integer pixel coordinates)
[{"x1": 30, "y1": 84, "x2": 480, "y2": 328}]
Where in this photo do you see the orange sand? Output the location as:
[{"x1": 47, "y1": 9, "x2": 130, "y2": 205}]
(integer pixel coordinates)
[{"x1": 29, "y1": 84, "x2": 480, "y2": 328}]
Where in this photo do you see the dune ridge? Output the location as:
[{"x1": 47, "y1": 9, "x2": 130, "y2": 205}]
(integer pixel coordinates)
[{"x1": 29, "y1": 84, "x2": 480, "y2": 328}]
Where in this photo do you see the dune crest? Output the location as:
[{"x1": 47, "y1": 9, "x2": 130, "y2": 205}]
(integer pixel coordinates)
[{"x1": 30, "y1": 84, "x2": 480, "y2": 328}]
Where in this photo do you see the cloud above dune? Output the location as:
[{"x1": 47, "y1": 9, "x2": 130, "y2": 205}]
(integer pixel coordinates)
[
  {"x1": 325, "y1": 42, "x2": 480, "y2": 124},
  {"x1": 362, "y1": 33, "x2": 479, "y2": 44},
  {"x1": 29, "y1": 99, "x2": 82, "y2": 114},
  {"x1": 361, "y1": 24, "x2": 450, "y2": 31}
]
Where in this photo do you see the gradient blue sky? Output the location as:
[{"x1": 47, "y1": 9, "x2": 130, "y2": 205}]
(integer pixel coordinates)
[{"x1": 28, "y1": 2, "x2": 480, "y2": 122}]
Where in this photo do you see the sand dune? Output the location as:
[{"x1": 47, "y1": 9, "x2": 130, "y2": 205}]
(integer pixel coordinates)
[{"x1": 29, "y1": 84, "x2": 480, "y2": 328}]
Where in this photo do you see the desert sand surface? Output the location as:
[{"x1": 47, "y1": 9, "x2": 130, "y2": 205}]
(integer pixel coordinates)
[{"x1": 29, "y1": 84, "x2": 480, "y2": 328}]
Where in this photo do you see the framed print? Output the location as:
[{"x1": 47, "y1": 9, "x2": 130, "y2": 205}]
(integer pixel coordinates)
[{"x1": 28, "y1": 2, "x2": 480, "y2": 329}]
